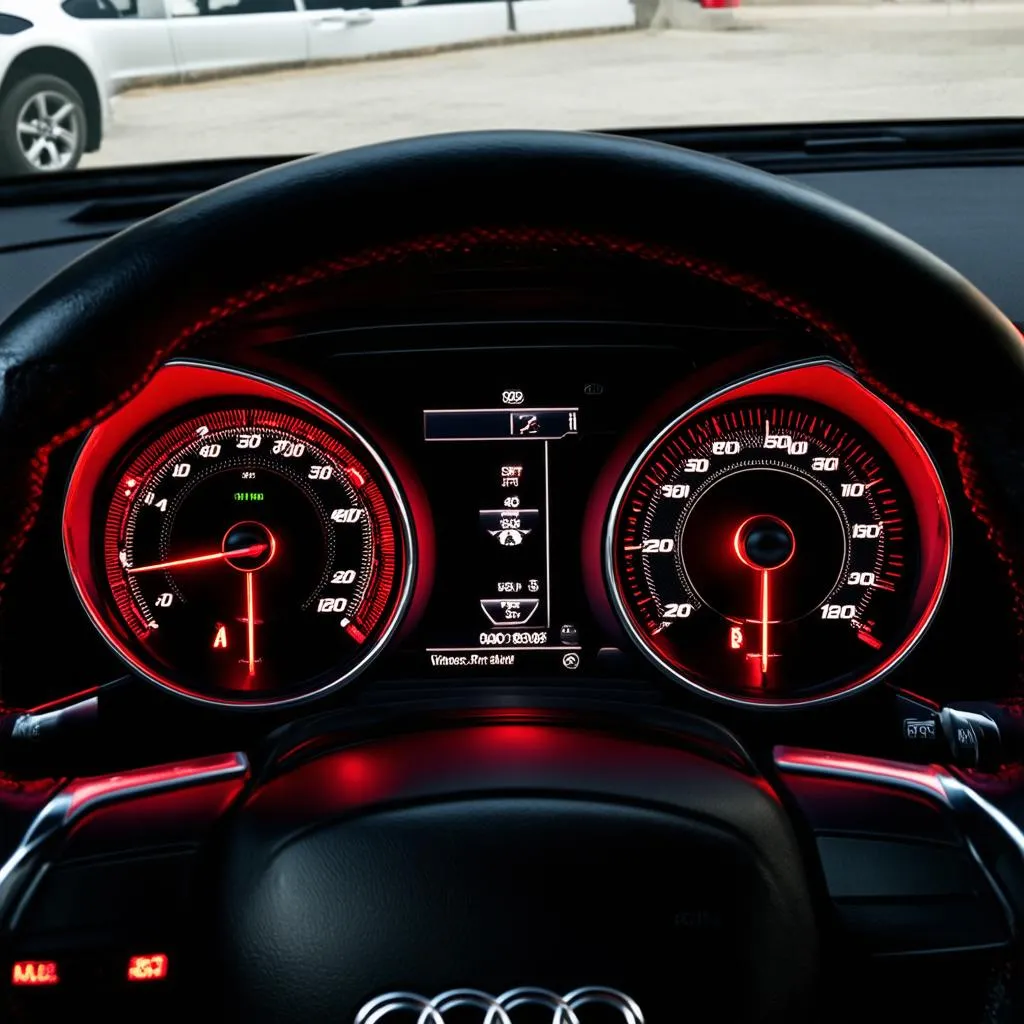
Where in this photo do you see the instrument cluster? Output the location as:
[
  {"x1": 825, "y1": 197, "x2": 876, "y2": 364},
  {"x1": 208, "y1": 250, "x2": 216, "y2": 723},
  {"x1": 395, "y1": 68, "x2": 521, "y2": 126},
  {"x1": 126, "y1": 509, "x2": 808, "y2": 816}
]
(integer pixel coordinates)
[{"x1": 55, "y1": 341, "x2": 961, "y2": 714}]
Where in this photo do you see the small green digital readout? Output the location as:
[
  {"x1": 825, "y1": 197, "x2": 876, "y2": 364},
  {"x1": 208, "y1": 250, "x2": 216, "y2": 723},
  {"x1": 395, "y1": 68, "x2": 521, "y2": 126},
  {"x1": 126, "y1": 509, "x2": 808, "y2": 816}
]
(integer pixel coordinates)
[{"x1": 234, "y1": 492, "x2": 264, "y2": 502}]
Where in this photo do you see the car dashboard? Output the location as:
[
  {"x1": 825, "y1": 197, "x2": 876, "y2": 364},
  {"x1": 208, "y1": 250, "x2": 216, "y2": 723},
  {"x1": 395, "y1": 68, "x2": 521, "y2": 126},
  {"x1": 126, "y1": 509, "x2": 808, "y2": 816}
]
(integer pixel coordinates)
[
  {"x1": 1, "y1": 296, "x2": 1016, "y2": 769},
  {"x1": 3, "y1": 126, "x2": 1024, "y2": 1024}
]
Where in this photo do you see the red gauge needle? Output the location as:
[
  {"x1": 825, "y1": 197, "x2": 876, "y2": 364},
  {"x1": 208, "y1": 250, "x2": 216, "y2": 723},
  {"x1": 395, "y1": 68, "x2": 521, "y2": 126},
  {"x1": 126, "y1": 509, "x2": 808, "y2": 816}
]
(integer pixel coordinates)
[
  {"x1": 246, "y1": 571, "x2": 256, "y2": 677},
  {"x1": 760, "y1": 570, "x2": 770, "y2": 675},
  {"x1": 127, "y1": 543, "x2": 268, "y2": 575},
  {"x1": 734, "y1": 515, "x2": 795, "y2": 684}
]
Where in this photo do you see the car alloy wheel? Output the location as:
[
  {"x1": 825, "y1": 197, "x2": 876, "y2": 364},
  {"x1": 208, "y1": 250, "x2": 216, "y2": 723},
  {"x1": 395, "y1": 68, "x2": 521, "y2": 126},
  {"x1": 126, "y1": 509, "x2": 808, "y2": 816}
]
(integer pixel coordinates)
[{"x1": 15, "y1": 89, "x2": 82, "y2": 172}]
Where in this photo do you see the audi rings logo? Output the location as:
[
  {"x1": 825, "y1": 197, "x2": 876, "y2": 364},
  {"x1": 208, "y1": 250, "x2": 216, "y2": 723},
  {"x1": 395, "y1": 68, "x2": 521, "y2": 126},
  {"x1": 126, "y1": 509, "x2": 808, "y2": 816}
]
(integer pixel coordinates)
[{"x1": 355, "y1": 987, "x2": 644, "y2": 1023}]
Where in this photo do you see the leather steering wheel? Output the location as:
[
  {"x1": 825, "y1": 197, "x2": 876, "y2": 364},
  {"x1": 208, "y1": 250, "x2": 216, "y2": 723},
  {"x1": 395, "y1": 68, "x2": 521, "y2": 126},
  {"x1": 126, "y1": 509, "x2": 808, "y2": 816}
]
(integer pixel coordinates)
[{"x1": 1, "y1": 131, "x2": 1024, "y2": 1022}]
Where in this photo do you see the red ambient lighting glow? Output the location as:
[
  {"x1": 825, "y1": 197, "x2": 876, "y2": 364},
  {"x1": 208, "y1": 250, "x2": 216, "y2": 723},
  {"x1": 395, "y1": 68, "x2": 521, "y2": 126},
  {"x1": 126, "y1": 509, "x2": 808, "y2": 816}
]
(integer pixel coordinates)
[
  {"x1": 11, "y1": 961, "x2": 59, "y2": 986},
  {"x1": 775, "y1": 747, "x2": 948, "y2": 800},
  {"x1": 65, "y1": 752, "x2": 246, "y2": 816},
  {"x1": 127, "y1": 953, "x2": 168, "y2": 982}
]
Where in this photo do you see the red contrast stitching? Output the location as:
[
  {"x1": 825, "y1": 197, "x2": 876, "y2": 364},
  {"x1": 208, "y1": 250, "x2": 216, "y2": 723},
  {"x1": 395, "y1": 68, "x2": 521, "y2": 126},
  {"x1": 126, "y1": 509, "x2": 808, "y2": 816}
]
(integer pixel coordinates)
[{"x1": 2, "y1": 225, "x2": 1022, "y2": 654}]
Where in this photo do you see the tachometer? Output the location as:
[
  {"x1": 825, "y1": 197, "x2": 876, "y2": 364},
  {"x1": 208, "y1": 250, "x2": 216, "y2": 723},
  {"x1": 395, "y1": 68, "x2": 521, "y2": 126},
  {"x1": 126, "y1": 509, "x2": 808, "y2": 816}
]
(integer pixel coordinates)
[
  {"x1": 65, "y1": 367, "x2": 413, "y2": 707},
  {"x1": 605, "y1": 362, "x2": 951, "y2": 706}
]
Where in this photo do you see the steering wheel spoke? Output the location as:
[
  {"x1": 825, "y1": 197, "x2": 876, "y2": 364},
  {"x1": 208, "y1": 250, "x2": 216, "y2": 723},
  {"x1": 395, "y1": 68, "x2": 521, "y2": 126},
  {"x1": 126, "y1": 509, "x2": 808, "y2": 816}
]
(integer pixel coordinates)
[{"x1": 775, "y1": 746, "x2": 1022, "y2": 956}]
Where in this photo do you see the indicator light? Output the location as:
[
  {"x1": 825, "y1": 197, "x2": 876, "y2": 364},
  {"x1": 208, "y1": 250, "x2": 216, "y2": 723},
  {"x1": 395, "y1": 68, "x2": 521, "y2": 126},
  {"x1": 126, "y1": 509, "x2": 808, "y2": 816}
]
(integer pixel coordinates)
[
  {"x1": 127, "y1": 953, "x2": 168, "y2": 982},
  {"x1": 730, "y1": 626, "x2": 743, "y2": 650},
  {"x1": 12, "y1": 961, "x2": 59, "y2": 986},
  {"x1": 212, "y1": 624, "x2": 228, "y2": 649}
]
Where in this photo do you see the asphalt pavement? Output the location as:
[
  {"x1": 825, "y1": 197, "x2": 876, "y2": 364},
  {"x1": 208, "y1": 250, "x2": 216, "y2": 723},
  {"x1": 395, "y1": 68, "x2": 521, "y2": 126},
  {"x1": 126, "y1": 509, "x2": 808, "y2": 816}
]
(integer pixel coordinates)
[{"x1": 83, "y1": 2, "x2": 1024, "y2": 169}]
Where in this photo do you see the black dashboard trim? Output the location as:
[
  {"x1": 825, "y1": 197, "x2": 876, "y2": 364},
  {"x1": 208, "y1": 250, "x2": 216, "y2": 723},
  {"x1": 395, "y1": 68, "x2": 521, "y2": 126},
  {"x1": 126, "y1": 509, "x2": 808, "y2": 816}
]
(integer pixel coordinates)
[{"x1": 0, "y1": 751, "x2": 247, "y2": 931}]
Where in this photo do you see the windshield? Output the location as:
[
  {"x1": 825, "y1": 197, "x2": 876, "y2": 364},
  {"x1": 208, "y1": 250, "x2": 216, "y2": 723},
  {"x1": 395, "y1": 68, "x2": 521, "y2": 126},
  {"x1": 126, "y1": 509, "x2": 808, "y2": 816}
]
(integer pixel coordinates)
[{"x1": 0, "y1": 0, "x2": 1018, "y2": 176}]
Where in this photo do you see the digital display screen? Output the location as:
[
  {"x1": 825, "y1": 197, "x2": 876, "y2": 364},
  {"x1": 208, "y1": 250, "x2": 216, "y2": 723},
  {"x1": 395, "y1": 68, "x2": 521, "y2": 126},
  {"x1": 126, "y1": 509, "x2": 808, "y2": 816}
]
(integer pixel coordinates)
[
  {"x1": 420, "y1": 402, "x2": 584, "y2": 674},
  {"x1": 303, "y1": 339, "x2": 719, "y2": 683}
]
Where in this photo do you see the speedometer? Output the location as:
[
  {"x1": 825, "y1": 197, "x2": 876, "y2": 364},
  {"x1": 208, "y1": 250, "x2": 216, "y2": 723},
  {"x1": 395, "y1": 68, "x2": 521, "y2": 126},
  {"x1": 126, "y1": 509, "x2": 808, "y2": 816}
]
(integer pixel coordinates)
[
  {"x1": 605, "y1": 362, "x2": 951, "y2": 706},
  {"x1": 65, "y1": 365, "x2": 414, "y2": 707}
]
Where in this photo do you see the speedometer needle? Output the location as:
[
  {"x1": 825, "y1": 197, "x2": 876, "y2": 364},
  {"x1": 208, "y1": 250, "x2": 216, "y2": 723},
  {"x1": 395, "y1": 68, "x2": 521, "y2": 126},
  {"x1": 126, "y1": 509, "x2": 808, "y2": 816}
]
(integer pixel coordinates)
[
  {"x1": 127, "y1": 544, "x2": 268, "y2": 574},
  {"x1": 760, "y1": 570, "x2": 770, "y2": 675},
  {"x1": 246, "y1": 571, "x2": 256, "y2": 677}
]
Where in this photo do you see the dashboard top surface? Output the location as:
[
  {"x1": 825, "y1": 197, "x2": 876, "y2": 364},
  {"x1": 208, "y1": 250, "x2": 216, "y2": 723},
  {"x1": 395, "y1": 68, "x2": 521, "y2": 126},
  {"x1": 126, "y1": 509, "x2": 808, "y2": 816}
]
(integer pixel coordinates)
[{"x1": 3, "y1": 162, "x2": 1024, "y2": 324}]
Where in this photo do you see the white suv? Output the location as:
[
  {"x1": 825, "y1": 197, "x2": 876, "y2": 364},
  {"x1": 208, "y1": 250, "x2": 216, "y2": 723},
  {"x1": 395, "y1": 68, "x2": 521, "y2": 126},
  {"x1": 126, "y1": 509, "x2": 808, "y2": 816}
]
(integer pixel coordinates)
[{"x1": 0, "y1": 0, "x2": 634, "y2": 175}]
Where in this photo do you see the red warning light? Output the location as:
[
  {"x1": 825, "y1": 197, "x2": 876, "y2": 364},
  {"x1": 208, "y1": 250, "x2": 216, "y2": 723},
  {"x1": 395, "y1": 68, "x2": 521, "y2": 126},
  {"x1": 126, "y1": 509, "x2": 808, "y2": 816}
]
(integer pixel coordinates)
[
  {"x1": 12, "y1": 961, "x2": 59, "y2": 986},
  {"x1": 127, "y1": 953, "x2": 168, "y2": 982}
]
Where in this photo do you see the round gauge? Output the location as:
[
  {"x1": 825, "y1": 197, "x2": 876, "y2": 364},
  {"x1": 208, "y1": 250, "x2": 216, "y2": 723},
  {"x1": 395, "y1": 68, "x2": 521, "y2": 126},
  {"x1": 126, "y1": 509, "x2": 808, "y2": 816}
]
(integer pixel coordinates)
[
  {"x1": 67, "y1": 389, "x2": 413, "y2": 706},
  {"x1": 606, "y1": 365, "x2": 951, "y2": 706}
]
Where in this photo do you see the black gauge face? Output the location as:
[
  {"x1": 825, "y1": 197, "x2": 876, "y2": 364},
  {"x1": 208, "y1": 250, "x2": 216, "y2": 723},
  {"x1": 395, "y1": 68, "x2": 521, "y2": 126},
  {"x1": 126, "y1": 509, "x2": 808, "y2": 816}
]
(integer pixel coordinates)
[
  {"x1": 608, "y1": 394, "x2": 949, "y2": 705},
  {"x1": 87, "y1": 403, "x2": 411, "y2": 705}
]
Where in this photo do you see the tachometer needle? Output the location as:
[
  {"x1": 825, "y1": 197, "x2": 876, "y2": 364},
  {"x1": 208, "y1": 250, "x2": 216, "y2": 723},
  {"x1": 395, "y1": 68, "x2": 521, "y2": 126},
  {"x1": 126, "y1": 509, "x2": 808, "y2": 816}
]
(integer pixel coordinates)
[
  {"x1": 760, "y1": 569, "x2": 770, "y2": 675},
  {"x1": 246, "y1": 571, "x2": 256, "y2": 677},
  {"x1": 127, "y1": 543, "x2": 268, "y2": 574}
]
